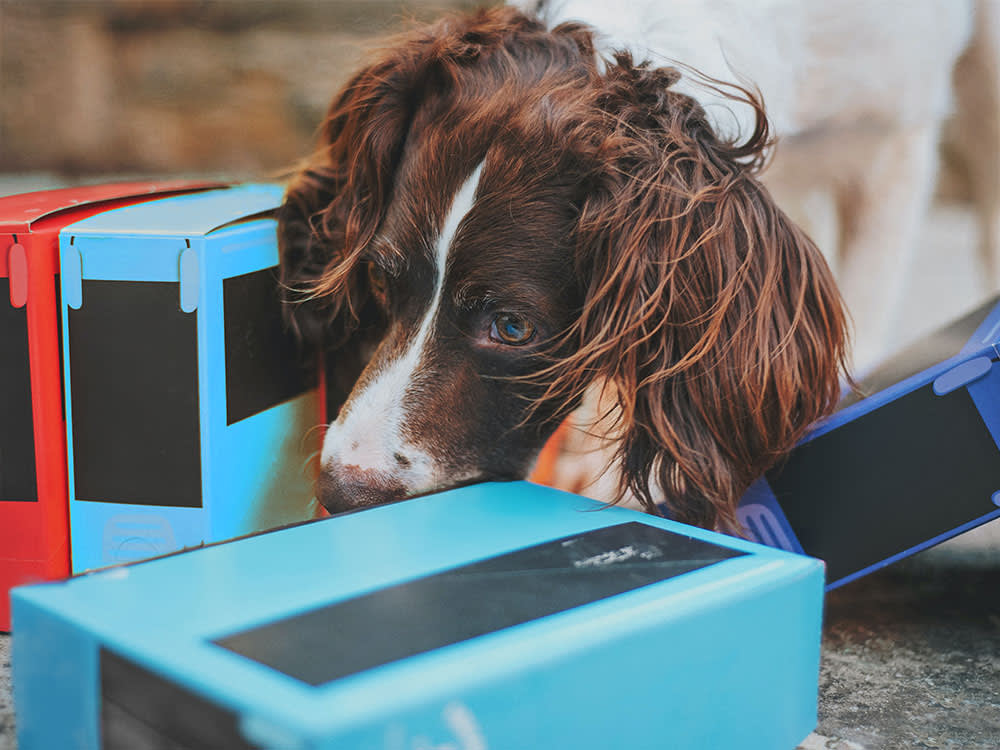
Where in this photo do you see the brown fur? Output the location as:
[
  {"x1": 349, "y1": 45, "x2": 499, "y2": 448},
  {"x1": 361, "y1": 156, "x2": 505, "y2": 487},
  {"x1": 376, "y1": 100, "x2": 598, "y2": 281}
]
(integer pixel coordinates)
[{"x1": 279, "y1": 6, "x2": 850, "y2": 530}]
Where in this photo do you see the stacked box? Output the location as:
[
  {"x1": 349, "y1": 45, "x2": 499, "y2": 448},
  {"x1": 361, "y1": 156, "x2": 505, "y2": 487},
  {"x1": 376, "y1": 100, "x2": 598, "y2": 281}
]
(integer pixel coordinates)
[
  {"x1": 738, "y1": 295, "x2": 1000, "y2": 588},
  {"x1": 13, "y1": 481, "x2": 824, "y2": 750},
  {"x1": 58, "y1": 185, "x2": 319, "y2": 573},
  {"x1": 0, "y1": 181, "x2": 222, "y2": 630}
]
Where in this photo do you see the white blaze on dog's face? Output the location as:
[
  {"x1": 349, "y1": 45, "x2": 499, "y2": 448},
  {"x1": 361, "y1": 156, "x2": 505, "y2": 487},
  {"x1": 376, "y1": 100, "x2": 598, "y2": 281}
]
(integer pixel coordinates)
[
  {"x1": 280, "y1": 8, "x2": 850, "y2": 527},
  {"x1": 314, "y1": 151, "x2": 580, "y2": 513},
  {"x1": 319, "y1": 164, "x2": 485, "y2": 508}
]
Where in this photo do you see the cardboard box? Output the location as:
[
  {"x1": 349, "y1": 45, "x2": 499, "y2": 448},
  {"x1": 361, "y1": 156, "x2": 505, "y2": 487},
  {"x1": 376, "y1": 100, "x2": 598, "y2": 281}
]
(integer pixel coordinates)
[
  {"x1": 0, "y1": 181, "x2": 223, "y2": 631},
  {"x1": 12, "y1": 481, "x2": 823, "y2": 750},
  {"x1": 738, "y1": 295, "x2": 1000, "y2": 588},
  {"x1": 58, "y1": 185, "x2": 319, "y2": 573}
]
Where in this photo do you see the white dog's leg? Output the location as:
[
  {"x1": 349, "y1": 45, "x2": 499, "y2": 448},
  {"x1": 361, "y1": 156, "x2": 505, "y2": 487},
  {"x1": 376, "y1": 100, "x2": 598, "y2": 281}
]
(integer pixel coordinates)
[
  {"x1": 948, "y1": 0, "x2": 1000, "y2": 293},
  {"x1": 835, "y1": 124, "x2": 943, "y2": 373},
  {"x1": 541, "y1": 381, "x2": 650, "y2": 510},
  {"x1": 767, "y1": 184, "x2": 842, "y2": 279},
  {"x1": 545, "y1": 382, "x2": 622, "y2": 501}
]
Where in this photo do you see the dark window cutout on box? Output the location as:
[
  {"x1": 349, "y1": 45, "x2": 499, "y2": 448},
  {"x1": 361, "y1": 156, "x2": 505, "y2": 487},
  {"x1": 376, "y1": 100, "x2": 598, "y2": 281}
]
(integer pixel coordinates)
[
  {"x1": 101, "y1": 648, "x2": 260, "y2": 750},
  {"x1": 769, "y1": 379, "x2": 1000, "y2": 583},
  {"x1": 215, "y1": 522, "x2": 746, "y2": 686},
  {"x1": 0, "y1": 277, "x2": 38, "y2": 501},
  {"x1": 70, "y1": 280, "x2": 202, "y2": 508},
  {"x1": 224, "y1": 267, "x2": 311, "y2": 425}
]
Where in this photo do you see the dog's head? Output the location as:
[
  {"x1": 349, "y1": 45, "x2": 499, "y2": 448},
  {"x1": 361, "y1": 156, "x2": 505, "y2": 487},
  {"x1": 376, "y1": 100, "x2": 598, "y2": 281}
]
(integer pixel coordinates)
[{"x1": 279, "y1": 7, "x2": 849, "y2": 529}]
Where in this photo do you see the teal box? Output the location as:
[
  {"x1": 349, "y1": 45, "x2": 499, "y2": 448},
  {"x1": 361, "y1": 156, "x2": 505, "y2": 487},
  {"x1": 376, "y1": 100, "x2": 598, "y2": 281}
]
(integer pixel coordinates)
[
  {"x1": 58, "y1": 185, "x2": 319, "y2": 573},
  {"x1": 13, "y1": 482, "x2": 824, "y2": 749}
]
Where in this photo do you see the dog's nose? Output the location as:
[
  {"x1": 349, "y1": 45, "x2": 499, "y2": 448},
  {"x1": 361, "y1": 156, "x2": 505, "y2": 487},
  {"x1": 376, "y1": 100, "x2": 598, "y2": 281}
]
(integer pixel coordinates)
[{"x1": 316, "y1": 461, "x2": 408, "y2": 514}]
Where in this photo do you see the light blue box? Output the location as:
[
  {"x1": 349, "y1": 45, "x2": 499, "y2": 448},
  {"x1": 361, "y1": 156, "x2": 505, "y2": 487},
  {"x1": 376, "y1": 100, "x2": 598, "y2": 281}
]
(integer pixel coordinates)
[
  {"x1": 58, "y1": 185, "x2": 319, "y2": 573},
  {"x1": 13, "y1": 481, "x2": 824, "y2": 750}
]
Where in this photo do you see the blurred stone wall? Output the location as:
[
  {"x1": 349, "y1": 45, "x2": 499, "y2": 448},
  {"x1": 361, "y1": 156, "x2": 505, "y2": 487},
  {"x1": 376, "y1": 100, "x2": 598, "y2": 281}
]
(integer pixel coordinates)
[
  {"x1": 0, "y1": 0, "x2": 477, "y2": 177},
  {"x1": 0, "y1": 0, "x2": 977, "y2": 197}
]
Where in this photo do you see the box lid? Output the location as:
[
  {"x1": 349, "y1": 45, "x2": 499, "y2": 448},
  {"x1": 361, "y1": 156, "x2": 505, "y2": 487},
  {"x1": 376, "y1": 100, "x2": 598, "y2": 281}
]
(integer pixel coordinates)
[
  {"x1": 0, "y1": 181, "x2": 227, "y2": 233},
  {"x1": 60, "y1": 183, "x2": 285, "y2": 239},
  {"x1": 13, "y1": 481, "x2": 821, "y2": 738}
]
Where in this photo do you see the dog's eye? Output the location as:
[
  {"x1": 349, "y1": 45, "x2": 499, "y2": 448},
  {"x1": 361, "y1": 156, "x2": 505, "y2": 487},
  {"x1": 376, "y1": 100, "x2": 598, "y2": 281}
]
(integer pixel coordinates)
[
  {"x1": 367, "y1": 263, "x2": 389, "y2": 304},
  {"x1": 490, "y1": 312, "x2": 536, "y2": 345}
]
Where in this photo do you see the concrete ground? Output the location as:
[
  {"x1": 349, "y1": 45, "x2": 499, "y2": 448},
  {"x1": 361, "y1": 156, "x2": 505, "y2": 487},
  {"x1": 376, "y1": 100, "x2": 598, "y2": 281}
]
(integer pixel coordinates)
[
  {"x1": 0, "y1": 637, "x2": 9, "y2": 750},
  {"x1": 0, "y1": 183, "x2": 997, "y2": 748},
  {"x1": 806, "y1": 525, "x2": 1000, "y2": 750}
]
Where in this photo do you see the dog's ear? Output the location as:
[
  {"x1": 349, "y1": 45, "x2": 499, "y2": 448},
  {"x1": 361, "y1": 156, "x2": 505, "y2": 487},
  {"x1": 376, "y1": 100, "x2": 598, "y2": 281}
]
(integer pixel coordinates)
[
  {"x1": 277, "y1": 34, "x2": 433, "y2": 348},
  {"x1": 278, "y1": 7, "x2": 555, "y2": 348},
  {"x1": 563, "y1": 55, "x2": 850, "y2": 530}
]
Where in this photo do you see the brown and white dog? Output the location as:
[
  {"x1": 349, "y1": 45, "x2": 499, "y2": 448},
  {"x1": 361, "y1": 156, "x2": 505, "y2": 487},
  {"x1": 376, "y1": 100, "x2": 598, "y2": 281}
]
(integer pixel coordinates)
[
  {"x1": 520, "y1": 0, "x2": 998, "y2": 373},
  {"x1": 278, "y1": 5, "x2": 850, "y2": 531},
  {"x1": 506, "y1": 0, "x2": 997, "y2": 507}
]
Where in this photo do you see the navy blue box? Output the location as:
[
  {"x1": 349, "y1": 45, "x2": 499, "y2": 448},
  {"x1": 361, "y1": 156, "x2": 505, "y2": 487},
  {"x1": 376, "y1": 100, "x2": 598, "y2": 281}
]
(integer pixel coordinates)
[{"x1": 738, "y1": 295, "x2": 1000, "y2": 588}]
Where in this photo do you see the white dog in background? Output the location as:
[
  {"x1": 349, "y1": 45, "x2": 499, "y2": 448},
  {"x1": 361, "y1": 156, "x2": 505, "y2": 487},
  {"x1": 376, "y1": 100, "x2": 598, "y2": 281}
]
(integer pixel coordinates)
[
  {"x1": 519, "y1": 0, "x2": 999, "y2": 372},
  {"x1": 516, "y1": 0, "x2": 1000, "y2": 503}
]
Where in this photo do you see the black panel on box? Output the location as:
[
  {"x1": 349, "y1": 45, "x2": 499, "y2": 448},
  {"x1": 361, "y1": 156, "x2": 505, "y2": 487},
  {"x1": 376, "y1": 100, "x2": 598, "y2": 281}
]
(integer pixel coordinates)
[
  {"x1": 70, "y1": 280, "x2": 201, "y2": 507},
  {"x1": 0, "y1": 277, "x2": 38, "y2": 501},
  {"x1": 841, "y1": 295, "x2": 1000, "y2": 409},
  {"x1": 101, "y1": 647, "x2": 260, "y2": 750},
  {"x1": 215, "y1": 522, "x2": 745, "y2": 686},
  {"x1": 768, "y1": 380, "x2": 1000, "y2": 583},
  {"x1": 223, "y1": 267, "x2": 310, "y2": 425}
]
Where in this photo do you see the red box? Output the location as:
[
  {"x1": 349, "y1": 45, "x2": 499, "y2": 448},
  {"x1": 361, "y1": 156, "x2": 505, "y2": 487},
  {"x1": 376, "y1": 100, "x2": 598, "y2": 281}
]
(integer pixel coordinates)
[{"x1": 0, "y1": 181, "x2": 224, "y2": 631}]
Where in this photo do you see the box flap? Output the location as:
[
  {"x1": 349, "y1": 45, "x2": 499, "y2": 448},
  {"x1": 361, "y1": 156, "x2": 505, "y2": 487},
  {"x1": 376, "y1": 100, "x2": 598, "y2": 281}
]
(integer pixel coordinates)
[
  {"x1": 60, "y1": 184, "x2": 285, "y2": 240},
  {"x1": 0, "y1": 180, "x2": 227, "y2": 233},
  {"x1": 7, "y1": 243, "x2": 28, "y2": 307}
]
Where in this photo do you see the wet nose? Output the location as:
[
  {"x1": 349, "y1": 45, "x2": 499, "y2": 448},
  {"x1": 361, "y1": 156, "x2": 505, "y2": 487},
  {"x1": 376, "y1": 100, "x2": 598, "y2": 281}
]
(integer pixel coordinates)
[{"x1": 316, "y1": 461, "x2": 408, "y2": 515}]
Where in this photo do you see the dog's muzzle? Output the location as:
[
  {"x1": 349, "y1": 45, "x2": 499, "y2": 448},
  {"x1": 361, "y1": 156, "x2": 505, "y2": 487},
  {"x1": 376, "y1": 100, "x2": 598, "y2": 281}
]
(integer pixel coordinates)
[{"x1": 316, "y1": 461, "x2": 409, "y2": 514}]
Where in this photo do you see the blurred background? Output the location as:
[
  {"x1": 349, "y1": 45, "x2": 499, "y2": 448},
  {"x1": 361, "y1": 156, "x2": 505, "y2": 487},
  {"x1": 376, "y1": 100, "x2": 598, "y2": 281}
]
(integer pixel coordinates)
[
  {"x1": 0, "y1": 0, "x2": 477, "y2": 186},
  {"x1": 0, "y1": 0, "x2": 991, "y2": 354},
  {"x1": 0, "y1": 0, "x2": 984, "y2": 196}
]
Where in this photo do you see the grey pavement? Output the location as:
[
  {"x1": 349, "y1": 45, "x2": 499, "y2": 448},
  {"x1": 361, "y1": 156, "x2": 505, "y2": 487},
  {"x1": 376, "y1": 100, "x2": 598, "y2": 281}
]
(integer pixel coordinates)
[
  {"x1": 806, "y1": 524, "x2": 1000, "y2": 750},
  {"x1": 0, "y1": 635, "x2": 10, "y2": 750}
]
